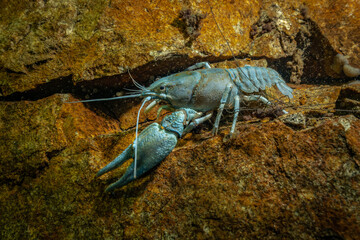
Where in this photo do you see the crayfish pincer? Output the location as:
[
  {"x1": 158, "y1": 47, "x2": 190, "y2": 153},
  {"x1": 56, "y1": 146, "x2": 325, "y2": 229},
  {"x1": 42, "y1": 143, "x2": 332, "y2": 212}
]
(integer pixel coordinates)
[{"x1": 96, "y1": 108, "x2": 211, "y2": 192}]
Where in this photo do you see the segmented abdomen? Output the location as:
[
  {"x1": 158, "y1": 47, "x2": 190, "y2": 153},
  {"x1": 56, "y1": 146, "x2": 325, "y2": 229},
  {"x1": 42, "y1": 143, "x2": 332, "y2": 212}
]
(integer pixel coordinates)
[{"x1": 225, "y1": 66, "x2": 293, "y2": 98}]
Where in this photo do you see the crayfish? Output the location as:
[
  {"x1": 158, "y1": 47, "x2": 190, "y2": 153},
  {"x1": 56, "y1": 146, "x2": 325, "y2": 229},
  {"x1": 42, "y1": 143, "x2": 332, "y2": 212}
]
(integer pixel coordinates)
[{"x1": 69, "y1": 62, "x2": 293, "y2": 191}]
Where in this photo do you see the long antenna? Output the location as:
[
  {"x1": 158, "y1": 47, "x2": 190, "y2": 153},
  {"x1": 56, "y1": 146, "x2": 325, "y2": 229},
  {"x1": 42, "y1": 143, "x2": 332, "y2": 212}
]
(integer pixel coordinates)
[
  {"x1": 134, "y1": 96, "x2": 152, "y2": 179},
  {"x1": 207, "y1": 0, "x2": 240, "y2": 68},
  {"x1": 65, "y1": 94, "x2": 142, "y2": 103}
]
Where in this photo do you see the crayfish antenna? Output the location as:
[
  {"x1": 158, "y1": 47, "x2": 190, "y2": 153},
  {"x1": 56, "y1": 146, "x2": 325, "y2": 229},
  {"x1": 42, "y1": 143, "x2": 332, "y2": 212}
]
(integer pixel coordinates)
[
  {"x1": 65, "y1": 94, "x2": 142, "y2": 103},
  {"x1": 128, "y1": 69, "x2": 148, "y2": 91},
  {"x1": 134, "y1": 96, "x2": 152, "y2": 179}
]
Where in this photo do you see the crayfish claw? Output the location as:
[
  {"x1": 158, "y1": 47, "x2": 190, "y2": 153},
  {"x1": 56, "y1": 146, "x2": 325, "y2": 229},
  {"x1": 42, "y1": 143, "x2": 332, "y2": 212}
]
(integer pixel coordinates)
[
  {"x1": 97, "y1": 123, "x2": 178, "y2": 192},
  {"x1": 97, "y1": 108, "x2": 207, "y2": 192},
  {"x1": 96, "y1": 145, "x2": 132, "y2": 178},
  {"x1": 104, "y1": 166, "x2": 135, "y2": 192}
]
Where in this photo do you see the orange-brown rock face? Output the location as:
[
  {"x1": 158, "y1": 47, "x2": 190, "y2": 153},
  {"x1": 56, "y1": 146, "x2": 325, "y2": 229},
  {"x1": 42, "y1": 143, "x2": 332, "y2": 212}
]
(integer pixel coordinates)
[
  {"x1": 1, "y1": 0, "x2": 360, "y2": 239},
  {"x1": 1, "y1": 90, "x2": 360, "y2": 239},
  {"x1": 1, "y1": 0, "x2": 359, "y2": 96}
]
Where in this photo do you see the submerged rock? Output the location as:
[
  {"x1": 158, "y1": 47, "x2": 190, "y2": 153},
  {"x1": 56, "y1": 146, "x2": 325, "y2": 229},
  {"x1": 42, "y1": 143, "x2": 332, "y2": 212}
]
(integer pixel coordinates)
[
  {"x1": 1, "y1": 0, "x2": 360, "y2": 239},
  {"x1": 1, "y1": 0, "x2": 359, "y2": 96},
  {"x1": 1, "y1": 84, "x2": 360, "y2": 239}
]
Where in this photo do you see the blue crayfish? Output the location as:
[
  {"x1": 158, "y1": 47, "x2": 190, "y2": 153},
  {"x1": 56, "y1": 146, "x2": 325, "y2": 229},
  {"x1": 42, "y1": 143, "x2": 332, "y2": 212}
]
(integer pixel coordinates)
[{"x1": 70, "y1": 62, "x2": 293, "y2": 191}]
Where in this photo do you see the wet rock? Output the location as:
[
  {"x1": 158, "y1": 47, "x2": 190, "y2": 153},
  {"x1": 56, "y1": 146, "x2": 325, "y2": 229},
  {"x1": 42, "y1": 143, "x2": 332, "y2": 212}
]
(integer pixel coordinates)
[
  {"x1": 336, "y1": 84, "x2": 360, "y2": 118},
  {"x1": 1, "y1": 1, "x2": 360, "y2": 239},
  {"x1": 280, "y1": 112, "x2": 306, "y2": 129},
  {"x1": 0, "y1": 0, "x2": 260, "y2": 96},
  {"x1": 1, "y1": 0, "x2": 359, "y2": 97},
  {"x1": 0, "y1": 94, "x2": 122, "y2": 186},
  {"x1": 304, "y1": 0, "x2": 360, "y2": 67},
  {"x1": 1, "y1": 84, "x2": 360, "y2": 239},
  {"x1": 287, "y1": 49, "x2": 305, "y2": 84}
]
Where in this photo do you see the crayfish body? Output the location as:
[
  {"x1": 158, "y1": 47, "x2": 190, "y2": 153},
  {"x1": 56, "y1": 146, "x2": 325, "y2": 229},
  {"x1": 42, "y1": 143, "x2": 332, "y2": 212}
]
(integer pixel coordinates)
[
  {"x1": 70, "y1": 62, "x2": 294, "y2": 191},
  {"x1": 144, "y1": 62, "x2": 293, "y2": 135}
]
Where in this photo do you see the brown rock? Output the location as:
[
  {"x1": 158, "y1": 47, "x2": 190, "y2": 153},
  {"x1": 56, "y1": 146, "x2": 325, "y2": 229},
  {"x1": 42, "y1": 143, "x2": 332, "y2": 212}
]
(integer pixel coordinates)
[
  {"x1": 0, "y1": 94, "x2": 121, "y2": 186},
  {"x1": 0, "y1": 0, "x2": 259, "y2": 95},
  {"x1": 1, "y1": 1, "x2": 360, "y2": 239},
  {"x1": 336, "y1": 84, "x2": 360, "y2": 118},
  {"x1": 304, "y1": 0, "x2": 360, "y2": 67},
  {"x1": 1, "y1": 83, "x2": 360, "y2": 239},
  {"x1": 1, "y1": 0, "x2": 359, "y2": 96}
]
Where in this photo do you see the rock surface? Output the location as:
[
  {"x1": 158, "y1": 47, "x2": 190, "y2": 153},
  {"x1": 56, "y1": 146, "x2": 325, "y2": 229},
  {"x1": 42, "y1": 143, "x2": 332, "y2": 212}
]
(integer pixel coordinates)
[
  {"x1": 1, "y1": 88, "x2": 360, "y2": 239},
  {"x1": 1, "y1": 0, "x2": 359, "y2": 96},
  {"x1": 1, "y1": 0, "x2": 360, "y2": 239}
]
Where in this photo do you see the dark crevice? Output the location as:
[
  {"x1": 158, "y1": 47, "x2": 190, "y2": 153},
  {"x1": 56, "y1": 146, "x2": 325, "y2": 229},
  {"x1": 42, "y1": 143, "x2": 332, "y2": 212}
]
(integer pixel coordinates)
[
  {"x1": 25, "y1": 58, "x2": 52, "y2": 71},
  {"x1": 45, "y1": 148, "x2": 63, "y2": 160},
  {"x1": 3, "y1": 67, "x2": 27, "y2": 75},
  {"x1": 1, "y1": 158, "x2": 49, "y2": 187},
  {"x1": 250, "y1": 5, "x2": 357, "y2": 85},
  {"x1": 0, "y1": 55, "x2": 236, "y2": 122},
  {"x1": 335, "y1": 86, "x2": 360, "y2": 118},
  {"x1": 0, "y1": 54, "x2": 236, "y2": 103},
  {"x1": 1, "y1": 148, "x2": 64, "y2": 188},
  {"x1": 296, "y1": 18, "x2": 340, "y2": 84},
  {"x1": 0, "y1": 53, "x2": 354, "y2": 104},
  {"x1": 0, "y1": 75, "x2": 74, "y2": 101}
]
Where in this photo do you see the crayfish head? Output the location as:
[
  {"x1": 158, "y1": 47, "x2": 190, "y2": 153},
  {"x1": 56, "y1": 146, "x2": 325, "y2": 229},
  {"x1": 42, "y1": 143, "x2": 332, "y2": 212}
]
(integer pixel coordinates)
[{"x1": 145, "y1": 71, "x2": 201, "y2": 108}]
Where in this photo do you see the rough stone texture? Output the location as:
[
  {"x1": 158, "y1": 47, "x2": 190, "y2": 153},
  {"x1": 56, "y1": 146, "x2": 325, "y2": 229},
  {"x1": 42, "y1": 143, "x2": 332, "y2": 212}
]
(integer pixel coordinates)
[
  {"x1": 305, "y1": 0, "x2": 360, "y2": 67},
  {"x1": 1, "y1": 86, "x2": 360, "y2": 239},
  {"x1": 336, "y1": 84, "x2": 360, "y2": 118},
  {"x1": 1, "y1": 0, "x2": 360, "y2": 239},
  {"x1": 1, "y1": 0, "x2": 359, "y2": 97}
]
